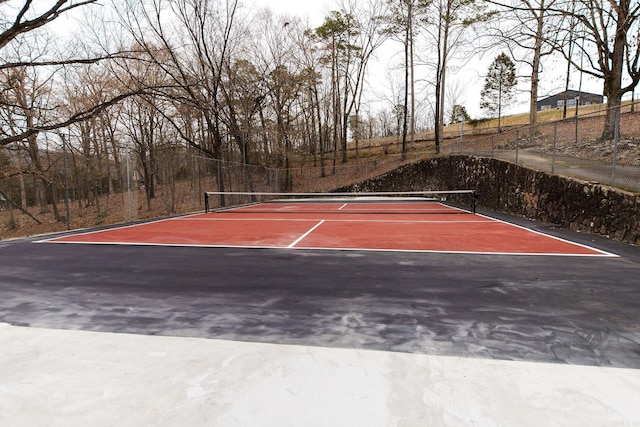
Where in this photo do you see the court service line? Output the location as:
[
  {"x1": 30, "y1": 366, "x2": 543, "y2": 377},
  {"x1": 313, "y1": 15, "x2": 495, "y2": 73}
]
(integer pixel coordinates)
[
  {"x1": 181, "y1": 217, "x2": 492, "y2": 224},
  {"x1": 288, "y1": 220, "x2": 325, "y2": 248},
  {"x1": 180, "y1": 217, "x2": 490, "y2": 225}
]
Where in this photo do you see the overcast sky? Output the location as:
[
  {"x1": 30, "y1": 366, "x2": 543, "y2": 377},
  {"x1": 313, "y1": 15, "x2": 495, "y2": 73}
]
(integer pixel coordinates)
[
  {"x1": 250, "y1": 0, "x2": 329, "y2": 25},
  {"x1": 52, "y1": 0, "x2": 606, "y2": 119},
  {"x1": 249, "y1": 0, "x2": 612, "y2": 119},
  {"x1": 246, "y1": 0, "x2": 521, "y2": 118}
]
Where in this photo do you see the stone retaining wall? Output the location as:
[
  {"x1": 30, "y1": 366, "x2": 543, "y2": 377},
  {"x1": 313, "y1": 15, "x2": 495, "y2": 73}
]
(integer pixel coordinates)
[{"x1": 339, "y1": 155, "x2": 640, "y2": 245}]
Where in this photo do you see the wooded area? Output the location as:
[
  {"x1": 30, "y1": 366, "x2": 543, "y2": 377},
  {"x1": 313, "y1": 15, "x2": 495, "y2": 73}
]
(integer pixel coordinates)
[{"x1": 1, "y1": 0, "x2": 639, "y2": 237}]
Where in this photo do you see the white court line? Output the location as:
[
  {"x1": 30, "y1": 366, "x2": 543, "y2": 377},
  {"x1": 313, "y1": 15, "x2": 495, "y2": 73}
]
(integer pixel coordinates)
[
  {"x1": 180, "y1": 217, "x2": 490, "y2": 223},
  {"x1": 291, "y1": 246, "x2": 619, "y2": 257},
  {"x1": 220, "y1": 201, "x2": 464, "y2": 213},
  {"x1": 34, "y1": 213, "x2": 204, "y2": 243},
  {"x1": 35, "y1": 239, "x2": 620, "y2": 256},
  {"x1": 35, "y1": 207, "x2": 618, "y2": 257},
  {"x1": 475, "y1": 213, "x2": 619, "y2": 258},
  {"x1": 336, "y1": 202, "x2": 471, "y2": 214},
  {"x1": 287, "y1": 221, "x2": 325, "y2": 248}
]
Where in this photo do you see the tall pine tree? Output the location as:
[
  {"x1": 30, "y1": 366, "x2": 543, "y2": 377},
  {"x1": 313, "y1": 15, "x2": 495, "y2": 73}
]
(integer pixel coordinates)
[{"x1": 480, "y1": 52, "x2": 517, "y2": 133}]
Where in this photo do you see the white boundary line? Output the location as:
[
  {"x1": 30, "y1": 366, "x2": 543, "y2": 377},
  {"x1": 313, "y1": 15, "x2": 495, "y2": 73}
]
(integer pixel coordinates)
[
  {"x1": 179, "y1": 217, "x2": 490, "y2": 224},
  {"x1": 288, "y1": 221, "x2": 325, "y2": 248},
  {"x1": 33, "y1": 213, "x2": 203, "y2": 243},
  {"x1": 40, "y1": 239, "x2": 618, "y2": 257},
  {"x1": 474, "y1": 212, "x2": 619, "y2": 258},
  {"x1": 35, "y1": 207, "x2": 619, "y2": 258},
  {"x1": 293, "y1": 246, "x2": 619, "y2": 257}
]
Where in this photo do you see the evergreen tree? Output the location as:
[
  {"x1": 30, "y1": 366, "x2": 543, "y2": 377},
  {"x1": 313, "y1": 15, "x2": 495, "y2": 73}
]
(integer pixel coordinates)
[
  {"x1": 450, "y1": 104, "x2": 470, "y2": 123},
  {"x1": 480, "y1": 52, "x2": 517, "y2": 132}
]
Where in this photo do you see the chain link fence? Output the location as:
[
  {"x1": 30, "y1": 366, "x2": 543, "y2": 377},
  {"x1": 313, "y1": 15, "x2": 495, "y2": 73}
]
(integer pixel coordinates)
[
  {"x1": 179, "y1": 156, "x2": 280, "y2": 210},
  {"x1": 439, "y1": 105, "x2": 640, "y2": 192},
  {"x1": 114, "y1": 153, "x2": 283, "y2": 220},
  {"x1": 157, "y1": 105, "x2": 640, "y2": 216},
  {"x1": 3, "y1": 105, "x2": 637, "y2": 239},
  {"x1": 281, "y1": 102, "x2": 639, "y2": 194}
]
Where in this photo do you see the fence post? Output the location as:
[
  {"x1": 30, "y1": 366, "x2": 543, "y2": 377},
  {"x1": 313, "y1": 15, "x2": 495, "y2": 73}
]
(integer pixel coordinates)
[
  {"x1": 575, "y1": 101, "x2": 579, "y2": 144},
  {"x1": 611, "y1": 108, "x2": 621, "y2": 187},
  {"x1": 126, "y1": 147, "x2": 132, "y2": 221},
  {"x1": 552, "y1": 122, "x2": 557, "y2": 174},
  {"x1": 216, "y1": 159, "x2": 224, "y2": 207},
  {"x1": 491, "y1": 136, "x2": 494, "y2": 158},
  {"x1": 515, "y1": 130, "x2": 519, "y2": 164}
]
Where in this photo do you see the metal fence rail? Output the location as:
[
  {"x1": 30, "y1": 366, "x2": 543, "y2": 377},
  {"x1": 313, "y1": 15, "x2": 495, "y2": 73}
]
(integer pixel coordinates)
[
  {"x1": 168, "y1": 106, "x2": 640, "y2": 216},
  {"x1": 439, "y1": 107, "x2": 640, "y2": 192}
]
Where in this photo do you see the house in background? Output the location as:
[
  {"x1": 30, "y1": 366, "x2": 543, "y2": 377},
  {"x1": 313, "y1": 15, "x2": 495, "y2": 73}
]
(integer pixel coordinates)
[{"x1": 537, "y1": 89, "x2": 604, "y2": 111}]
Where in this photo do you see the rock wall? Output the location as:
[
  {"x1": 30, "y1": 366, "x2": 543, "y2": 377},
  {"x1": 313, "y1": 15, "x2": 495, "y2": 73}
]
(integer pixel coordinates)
[{"x1": 339, "y1": 155, "x2": 640, "y2": 245}]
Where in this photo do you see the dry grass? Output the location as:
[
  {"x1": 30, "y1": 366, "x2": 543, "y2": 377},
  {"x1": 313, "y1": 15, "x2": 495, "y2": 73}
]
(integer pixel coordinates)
[
  {"x1": 1, "y1": 189, "x2": 167, "y2": 240},
  {"x1": 364, "y1": 100, "x2": 636, "y2": 147}
]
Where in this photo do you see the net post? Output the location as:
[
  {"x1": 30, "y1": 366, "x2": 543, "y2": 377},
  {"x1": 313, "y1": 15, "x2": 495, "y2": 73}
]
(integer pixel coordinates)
[
  {"x1": 204, "y1": 192, "x2": 209, "y2": 213},
  {"x1": 471, "y1": 190, "x2": 478, "y2": 214}
]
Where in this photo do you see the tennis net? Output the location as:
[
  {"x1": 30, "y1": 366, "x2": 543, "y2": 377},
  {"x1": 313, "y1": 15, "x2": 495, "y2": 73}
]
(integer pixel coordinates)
[{"x1": 204, "y1": 190, "x2": 478, "y2": 215}]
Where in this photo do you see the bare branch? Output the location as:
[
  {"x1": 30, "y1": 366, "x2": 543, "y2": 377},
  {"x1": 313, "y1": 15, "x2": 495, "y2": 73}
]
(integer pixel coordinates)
[
  {"x1": 0, "y1": 87, "x2": 156, "y2": 147},
  {"x1": 0, "y1": 0, "x2": 98, "y2": 50},
  {"x1": 0, "y1": 49, "x2": 148, "y2": 70}
]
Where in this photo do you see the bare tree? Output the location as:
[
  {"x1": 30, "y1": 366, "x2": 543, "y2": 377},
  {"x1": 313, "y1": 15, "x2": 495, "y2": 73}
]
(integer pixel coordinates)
[
  {"x1": 383, "y1": 0, "x2": 431, "y2": 159},
  {"x1": 291, "y1": 22, "x2": 329, "y2": 174},
  {"x1": 554, "y1": 0, "x2": 640, "y2": 140},
  {"x1": 315, "y1": 10, "x2": 362, "y2": 166},
  {"x1": 337, "y1": 0, "x2": 388, "y2": 165},
  {"x1": 423, "y1": 0, "x2": 493, "y2": 153},
  {"x1": 484, "y1": 0, "x2": 562, "y2": 127},
  {"x1": 115, "y1": 0, "x2": 245, "y2": 203},
  {"x1": 1, "y1": 64, "x2": 63, "y2": 218},
  {"x1": 0, "y1": 1, "x2": 143, "y2": 149},
  {"x1": 0, "y1": 0, "x2": 97, "y2": 51}
]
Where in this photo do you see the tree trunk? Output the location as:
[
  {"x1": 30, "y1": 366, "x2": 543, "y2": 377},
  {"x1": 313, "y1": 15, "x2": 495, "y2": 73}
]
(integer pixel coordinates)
[
  {"x1": 602, "y1": 85, "x2": 622, "y2": 141},
  {"x1": 0, "y1": 189, "x2": 41, "y2": 224},
  {"x1": 19, "y1": 168, "x2": 27, "y2": 209},
  {"x1": 409, "y1": 6, "x2": 415, "y2": 153},
  {"x1": 529, "y1": 3, "x2": 544, "y2": 127},
  {"x1": 401, "y1": 6, "x2": 410, "y2": 160},
  {"x1": 600, "y1": 3, "x2": 627, "y2": 141},
  {"x1": 435, "y1": 0, "x2": 450, "y2": 155}
]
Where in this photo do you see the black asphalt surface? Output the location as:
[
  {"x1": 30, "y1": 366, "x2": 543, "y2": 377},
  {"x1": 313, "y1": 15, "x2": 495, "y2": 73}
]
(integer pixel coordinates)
[{"x1": 1, "y1": 210, "x2": 639, "y2": 369}]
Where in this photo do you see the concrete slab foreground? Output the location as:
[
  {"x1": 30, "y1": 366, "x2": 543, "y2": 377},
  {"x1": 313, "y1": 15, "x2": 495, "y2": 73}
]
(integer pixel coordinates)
[{"x1": 1, "y1": 323, "x2": 639, "y2": 427}]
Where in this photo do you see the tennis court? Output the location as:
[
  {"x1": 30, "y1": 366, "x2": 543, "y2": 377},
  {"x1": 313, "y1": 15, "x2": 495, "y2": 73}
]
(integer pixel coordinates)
[
  {"x1": 2, "y1": 190, "x2": 640, "y2": 426},
  {"x1": 41, "y1": 192, "x2": 614, "y2": 256}
]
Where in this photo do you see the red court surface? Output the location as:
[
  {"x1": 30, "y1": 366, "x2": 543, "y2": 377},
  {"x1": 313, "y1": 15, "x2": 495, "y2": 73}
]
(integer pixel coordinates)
[{"x1": 42, "y1": 201, "x2": 616, "y2": 256}]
